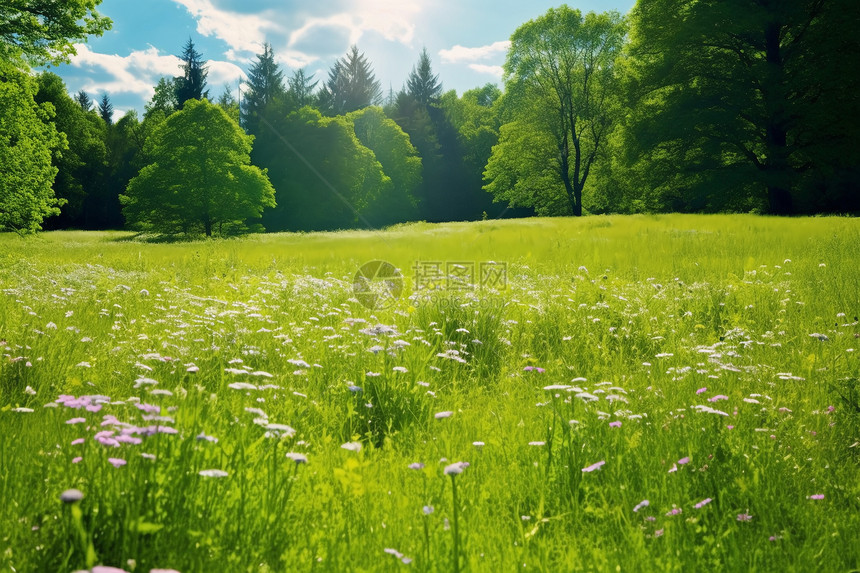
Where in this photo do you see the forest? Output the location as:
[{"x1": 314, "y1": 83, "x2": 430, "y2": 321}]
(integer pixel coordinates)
[{"x1": 1, "y1": 1, "x2": 858, "y2": 236}]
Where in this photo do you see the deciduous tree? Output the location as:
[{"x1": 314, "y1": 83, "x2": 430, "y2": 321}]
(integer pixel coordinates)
[
  {"x1": 121, "y1": 99, "x2": 274, "y2": 237},
  {"x1": 485, "y1": 7, "x2": 626, "y2": 216}
]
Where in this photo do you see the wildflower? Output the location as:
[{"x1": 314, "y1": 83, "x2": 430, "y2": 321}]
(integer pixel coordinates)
[
  {"x1": 696, "y1": 387, "x2": 707, "y2": 394},
  {"x1": 60, "y1": 489, "x2": 84, "y2": 504},
  {"x1": 196, "y1": 432, "x2": 218, "y2": 443},
  {"x1": 654, "y1": 529, "x2": 664, "y2": 537},
  {"x1": 528, "y1": 441, "x2": 545, "y2": 446},
  {"x1": 198, "y1": 469, "x2": 228, "y2": 478},
  {"x1": 108, "y1": 458, "x2": 127, "y2": 468},
  {"x1": 434, "y1": 411, "x2": 453, "y2": 419},
  {"x1": 285, "y1": 452, "x2": 308, "y2": 464},
  {"x1": 694, "y1": 498, "x2": 712, "y2": 509},
  {"x1": 807, "y1": 494, "x2": 824, "y2": 500},
  {"x1": 472, "y1": 441, "x2": 485, "y2": 447},
  {"x1": 408, "y1": 462, "x2": 425, "y2": 470},
  {"x1": 523, "y1": 366, "x2": 545, "y2": 373},
  {"x1": 347, "y1": 385, "x2": 363, "y2": 393},
  {"x1": 666, "y1": 507, "x2": 682, "y2": 516},
  {"x1": 444, "y1": 461, "x2": 470, "y2": 475},
  {"x1": 678, "y1": 457, "x2": 690, "y2": 465},
  {"x1": 708, "y1": 395, "x2": 729, "y2": 402},
  {"x1": 71, "y1": 438, "x2": 85, "y2": 446},
  {"x1": 72, "y1": 457, "x2": 83, "y2": 464},
  {"x1": 609, "y1": 421, "x2": 622, "y2": 428},
  {"x1": 423, "y1": 505, "x2": 434, "y2": 515},
  {"x1": 737, "y1": 513, "x2": 753, "y2": 522},
  {"x1": 633, "y1": 500, "x2": 649, "y2": 512},
  {"x1": 341, "y1": 442, "x2": 362, "y2": 452},
  {"x1": 582, "y1": 461, "x2": 605, "y2": 473}
]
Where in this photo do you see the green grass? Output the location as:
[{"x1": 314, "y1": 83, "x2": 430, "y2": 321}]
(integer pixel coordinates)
[{"x1": 1, "y1": 214, "x2": 859, "y2": 572}]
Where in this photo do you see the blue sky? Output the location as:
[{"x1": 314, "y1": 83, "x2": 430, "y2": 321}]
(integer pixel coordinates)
[{"x1": 51, "y1": 0, "x2": 635, "y2": 116}]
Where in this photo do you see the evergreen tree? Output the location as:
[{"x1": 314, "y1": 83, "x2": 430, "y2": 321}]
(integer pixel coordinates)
[
  {"x1": 75, "y1": 89, "x2": 92, "y2": 111},
  {"x1": 287, "y1": 68, "x2": 318, "y2": 108},
  {"x1": 241, "y1": 42, "x2": 286, "y2": 134},
  {"x1": 98, "y1": 93, "x2": 113, "y2": 125},
  {"x1": 145, "y1": 77, "x2": 178, "y2": 119},
  {"x1": 175, "y1": 38, "x2": 209, "y2": 108},
  {"x1": 216, "y1": 84, "x2": 239, "y2": 124},
  {"x1": 318, "y1": 46, "x2": 382, "y2": 116},
  {"x1": 406, "y1": 48, "x2": 442, "y2": 105}
]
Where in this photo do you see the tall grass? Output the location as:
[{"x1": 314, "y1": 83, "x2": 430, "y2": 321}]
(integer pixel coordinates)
[{"x1": 1, "y1": 214, "x2": 858, "y2": 572}]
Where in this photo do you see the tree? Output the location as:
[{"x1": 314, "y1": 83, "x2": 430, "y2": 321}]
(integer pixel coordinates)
[
  {"x1": 35, "y1": 73, "x2": 107, "y2": 229},
  {"x1": 216, "y1": 84, "x2": 239, "y2": 124},
  {"x1": 347, "y1": 106, "x2": 421, "y2": 225},
  {"x1": 485, "y1": 7, "x2": 626, "y2": 216},
  {"x1": 0, "y1": 61, "x2": 64, "y2": 233},
  {"x1": 287, "y1": 68, "x2": 318, "y2": 109},
  {"x1": 406, "y1": 48, "x2": 442, "y2": 105},
  {"x1": 318, "y1": 46, "x2": 382, "y2": 116},
  {"x1": 241, "y1": 42, "x2": 286, "y2": 134},
  {"x1": 0, "y1": 0, "x2": 111, "y2": 65},
  {"x1": 259, "y1": 107, "x2": 387, "y2": 232},
  {"x1": 98, "y1": 93, "x2": 113, "y2": 124},
  {"x1": 174, "y1": 38, "x2": 208, "y2": 108},
  {"x1": 625, "y1": 0, "x2": 860, "y2": 214},
  {"x1": 75, "y1": 90, "x2": 93, "y2": 111},
  {"x1": 145, "y1": 77, "x2": 178, "y2": 119},
  {"x1": 121, "y1": 99, "x2": 275, "y2": 237}
]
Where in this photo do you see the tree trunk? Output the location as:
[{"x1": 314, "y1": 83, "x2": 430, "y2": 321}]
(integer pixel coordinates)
[{"x1": 763, "y1": 21, "x2": 793, "y2": 215}]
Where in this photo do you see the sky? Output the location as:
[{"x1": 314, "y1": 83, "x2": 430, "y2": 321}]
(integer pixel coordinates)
[{"x1": 50, "y1": 0, "x2": 635, "y2": 117}]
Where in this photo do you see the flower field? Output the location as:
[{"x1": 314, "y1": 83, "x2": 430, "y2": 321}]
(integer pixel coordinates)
[{"x1": 1, "y1": 215, "x2": 859, "y2": 572}]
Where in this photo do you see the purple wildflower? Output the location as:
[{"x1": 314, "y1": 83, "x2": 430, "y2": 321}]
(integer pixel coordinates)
[
  {"x1": 609, "y1": 421, "x2": 622, "y2": 428},
  {"x1": 678, "y1": 456, "x2": 690, "y2": 465},
  {"x1": 694, "y1": 498, "x2": 712, "y2": 509},
  {"x1": 108, "y1": 457, "x2": 127, "y2": 468},
  {"x1": 408, "y1": 462, "x2": 425, "y2": 470},
  {"x1": 737, "y1": 513, "x2": 753, "y2": 522},
  {"x1": 708, "y1": 395, "x2": 729, "y2": 402},
  {"x1": 696, "y1": 387, "x2": 707, "y2": 394},
  {"x1": 633, "y1": 500, "x2": 649, "y2": 512},
  {"x1": 807, "y1": 494, "x2": 824, "y2": 500},
  {"x1": 444, "y1": 461, "x2": 470, "y2": 476}
]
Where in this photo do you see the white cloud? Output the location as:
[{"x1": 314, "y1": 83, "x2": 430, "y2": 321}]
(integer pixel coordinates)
[
  {"x1": 439, "y1": 40, "x2": 510, "y2": 63},
  {"x1": 70, "y1": 44, "x2": 182, "y2": 97},
  {"x1": 69, "y1": 43, "x2": 245, "y2": 99},
  {"x1": 468, "y1": 64, "x2": 504, "y2": 77},
  {"x1": 172, "y1": 0, "x2": 282, "y2": 59}
]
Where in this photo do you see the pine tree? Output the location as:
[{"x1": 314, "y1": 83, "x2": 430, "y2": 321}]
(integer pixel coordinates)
[
  {"x1": 75, "y1": 89, "x2": 92, "y2": 111},
  {"x1": 406, "y1": 48, "x2": 442, "y2": 106},
  {"x1": 241, "y1": 42, "x2": 286, "y2": 134},
  {"x1": 287, "y1": 68, "x2": 318, "y2": 108},
  {"x1": 175, "y1": 38, "x2": 209, "y2": 108},
  {"x1": 318, "y1": 46, "x2": 382, "y2": 116},
  {"x1": 98, "y1": 93, "x2": 113, "y2": 125}
]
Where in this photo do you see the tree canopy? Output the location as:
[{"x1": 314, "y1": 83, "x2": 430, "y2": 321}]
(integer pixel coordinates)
[
  {"x1": 485, "y1": 7, "x2": 626, "y2": 216},
  {"x1": 0, "y1": 0, "x2": 111, "y2": 65},
  {"x1": 175, "y1": 38, "x2": 209, "y2": 109},
  {"x1": 121, "y1": 99, "x2": 275, "y2": 237},
  {"x1": 0, "y1": 61, "x2": 64, "y2": 234},
  {"x1": 319, "y1": 46, "x2": 382, "y2": 116}
]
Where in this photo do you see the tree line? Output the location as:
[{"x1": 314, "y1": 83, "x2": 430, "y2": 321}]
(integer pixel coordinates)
[{"x1": 1, "y1": 1, "x2": 857, "y2": 236}]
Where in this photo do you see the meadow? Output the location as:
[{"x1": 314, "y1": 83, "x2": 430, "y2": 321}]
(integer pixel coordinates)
[{"x1": 1, "y1": 214, "x2": 859, "y2": 572}]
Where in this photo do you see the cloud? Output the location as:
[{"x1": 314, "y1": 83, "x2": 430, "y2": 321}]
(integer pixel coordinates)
[
  {"x1": 468, "y1": 64, "x2": 504, "y2": 77},
  {"x1": 69, "y1": 44, "x2": 245, "y2": 99},
  {"x1": 439, "y1": 40, "x2": 510, "y2": 64},
  {"x1": 172, "y1": 0, "x2": 282, "y2": 59},
  {"x1": 70, "y1": 44, "x2": 183, "y2": 97}
]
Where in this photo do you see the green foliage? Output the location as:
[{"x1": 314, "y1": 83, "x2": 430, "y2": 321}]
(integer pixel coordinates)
[
  {"x1": 487, "y1": 7, "x2": 626, "y2": 216},
  {"x1": 319, "y1": 45, "x2": 382, "y2": 116},
  {"x1": 97, "y1": 93, "x2": 113, "y2": 125},
  {"x1": 121, "y1": 99, "x2": 275, "y2": 237},
  {"x1": 260, "y1": 106, "x2": 387, "y2": 231},
  {"x1": 0, "y1": 62, "x2": 64, "y2": 234},
  {"x1": 406, "y1": 48, "x2": 442, "y2": 105},
  {"x1": 0, "y1": 0, "x2": 111, "y2": 65},
  {"x1": 34, "y1": 72, "x2": 107, "y2": 229},
  {"x1": 347, "y1": 107, "x2": 421, "y2": 226},
  {"x1": 174, "y1": 38, "x2": 209, "y2": 109},
  {"x1": 625, "y1": 0, "x2": 860, "y2": 214},
  {"x1": 287, "y1": 68, "x2": 318, "y2": 109},
  {"x1": 241, "y1": 43, "x2": 286, "y2": 135},
  {"x1": 145, "y1": 77, "x2": 178, "y2": 119}
]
